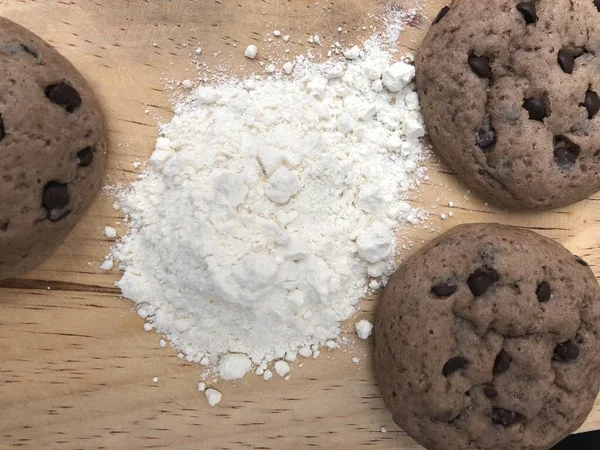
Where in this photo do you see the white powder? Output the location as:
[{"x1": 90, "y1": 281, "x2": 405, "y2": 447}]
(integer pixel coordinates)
[
  {"x1": 355, "y1": 320, "x2": 374, "y2": 340},
  {"x1": 112, "y1": 27, "x2": 425, "y2": 380},
  {"x1": 152, "y1": 376, "x2": 158, "y2": 383},
  {"x1": 205, "y1": 388, "x2": 222, "y2": 406},
  {"x1": 197, "y1": 381, "x2": 206, "y2": 392}
]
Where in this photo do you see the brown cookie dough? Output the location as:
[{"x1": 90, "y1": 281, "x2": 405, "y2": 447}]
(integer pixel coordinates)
[
  {"x1": 375, "y1": 223, "x2": 600, "y2": 450},
  {"x1": 416, "y1": 0, "x2": 600, "y2": 210},
  {"x1": 0, "y1": 17, "x2": 107, "y2": 280}
]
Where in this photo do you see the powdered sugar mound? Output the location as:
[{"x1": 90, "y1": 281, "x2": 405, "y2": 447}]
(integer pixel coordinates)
[{"x1": 112, "y1": 31, "x2": 426, "y2": 381}]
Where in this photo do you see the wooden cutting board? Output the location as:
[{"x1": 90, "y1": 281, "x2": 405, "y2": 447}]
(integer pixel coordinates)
[{"x1": 1, "y1": 1, "x2": 599, "y2": 449}]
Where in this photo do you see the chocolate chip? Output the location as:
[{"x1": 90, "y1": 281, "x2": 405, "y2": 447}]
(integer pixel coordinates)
[
  {"x1": 467, "y1": 267, "x2": 499, "y2": 297},
  {"x1": 536, "y1": 281, "x2": 551, "y2": 302},
  {"x1": 77, "y1": 147, "x2": 94, "y2": 167},
  {"x1": 483, "y1": 386, "x2": 498, "y2": 398},
  {"x1": 476, "y1": 125, "x2": 496, "y2": 150},
  {"x1": 595, "y1": 0, "x2": 600, "y2": 12},
  {"x1": 490, "y1": 408, "x2": 525, "y2": 426},
  {"x1": 468, "y1": 54, "x2": 492, "y2": 79},
  {"x1": 43, "y1": 182, "x2": 70, "y2": 220},
  {"x1": 523, "y1": 98, "x2": 547, "y2": 121},
  {"x1": 442, "y1": 356, "x2": 469, "y2": 376},
  {"x1": 584, "y1": 89, "x2": 600, "y2": 119},
  {"x1": 558, "y1": 49, "x2": 575, "y2": 74},
  {"x1": 554, "y1": 136, "x2": 580, "y2": 169},
  {"x1": 575, "y1": 256, "x2": 588, "y2": 266},
  {"x1": 45, "y1": 82, "x2": 82, "y2": 113},
  {"x1": 553, "y1": 340, "x2": 579, "y2": 362},
  {"x1": 431, "y1": 281, "x2": 457, "y2": 297},
  {"x1": 493, "y1": 349, "x2": 511, "y2": 375},
  {"x1": 0, "y1": 114, "x2": 5, "y2": 141},
  {"x1": 433, "y1": 6, "x2": 450, "y2": 24},
  {"x1": 516, "y1": 2, "x2": 538, "y2": 23}
]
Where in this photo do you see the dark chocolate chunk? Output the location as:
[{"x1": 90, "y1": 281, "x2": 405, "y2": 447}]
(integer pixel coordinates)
[
  {"x1": 0, "y1": 114, "x2": 5, "y2": 141},
  {"x1": 554, "y1": 136, "x2": 580, "y2": 169},
  {"x1": 433, "y1": 6, "x2": 450, "y2": 24},
  {"x1": 45, "y1": 82, "x2": 82, "y2": 113},
  {"x1": 43, "y1": 182, "x2": 70, "y2": 218},
  {"x1": 584, "y1": 89, "x2": 600, "y2": 119},
  {"x1": 467, "y1": 267, "x2": 499, "y2": 297},
  {"x1": 536, "y1": 281, "x2": 551, "y2": 302},
  {"x1": 595, "y1": 0, "x2": 600, "y2": 12},
  {"x1": 553, "y1": 340, "x2": 580, "y2": 362},
  {"x1": 558, "y1": 49, "x2": 575, "y2": 74},
  {"x1": 516, "y1": 2, "x2": 538, "y2": 23},
  {"x1": 523, "y1": 98, "x2": 547, "y2": 121},
  {"x1": 476, "y1": 125, "x2": 496, "y2": 150},
  {"x1": 491, "y1": 408, "x2": 525, "y2": 426},
  {"x1": 468, "y1": 54, "x2": 492, "y2": 79},
  {"x1": 77, "y1": 147, "x2": 94, "y2": 167},
  {"x1": 483, "y1": 386, "x2": 498, "y2": 398},
  {"x1": 443, "y1": 356, "x2": 469, "y2": 376},
  {"x1": 431, "y1": 281, "x2": 457, "y2": 297},
  {"x1": 493, "y1": 349, "x2": 511, "y2": 375}
]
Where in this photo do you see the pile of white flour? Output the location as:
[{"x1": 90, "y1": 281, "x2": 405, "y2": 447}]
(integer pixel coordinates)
[{"x1": 112, "y1": 36, "x2": 426, "y2": 380}]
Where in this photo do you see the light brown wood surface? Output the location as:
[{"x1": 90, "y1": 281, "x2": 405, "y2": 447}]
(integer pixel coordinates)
[{"x1": 1, "y1": 1, "x2": 599, "y2": 449}]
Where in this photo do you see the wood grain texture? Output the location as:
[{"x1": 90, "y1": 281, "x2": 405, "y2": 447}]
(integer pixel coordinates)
[{"x1": 0, "y1": 1, "x2": 599, "y2": 449}]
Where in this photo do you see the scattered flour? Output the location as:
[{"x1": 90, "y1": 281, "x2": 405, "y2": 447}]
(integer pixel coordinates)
[
  {"x1": 355, "y1": 320, "x2": 374, "y2": 340},
  {"x1": 111, "y1": 24, "x2": 426, "y2": 382}
]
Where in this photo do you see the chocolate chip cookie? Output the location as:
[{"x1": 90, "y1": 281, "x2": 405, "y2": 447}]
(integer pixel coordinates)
[
  {"x1": 416, "y1": 0, "x2": 600, "y2": 209},
  {"x1": 375, "y1": 223, "x2": 600, "y2": 450},
  {"x1": 0, "y1": 18, "x2": 107, "y2": 280}
]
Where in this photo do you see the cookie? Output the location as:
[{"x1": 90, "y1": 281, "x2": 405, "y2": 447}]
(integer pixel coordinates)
[
  {"x1": 0, "y1": 17, "x2": 107, "y2": 280},
  {"x1": 416, "y1": 0, "x2": 600, "y2": 210},
  {"x1": 375, "y1": 223, "x2": 600, "y2": 450}
]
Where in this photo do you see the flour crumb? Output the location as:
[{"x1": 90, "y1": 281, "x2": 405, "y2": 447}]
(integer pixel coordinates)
[
  {"x1": 104, "y1": 226, "x2": 117, "y2": 239},
  {"x1": 100, "y1": 259, "x2": 114, "y2": 271},
  {"x1": 343, "y1": 45, "x2": 361, "y2": 60},
  {"x1": 159, "y1": 339, "x2": 167, "y2": 348},
  {"x1": 355, "y1": 320, "x2": 374, "y2": 340},
  {"x1": 352, "y1": 357, "x2": 360, "y2": 365},
  {"x1": 244, "y1": 44, "x2": 258, "y2": 59},
  {"x1": 152, "y1": 377, "x2": 158, "y2": 383},
  {"x1": 263, "y1": 369, "x2": 273, "y2": 380},
  {"x1": 273, "y1": 30, "x2": 281, "y2": 37},
  {"x1": 274, "y1": 360, "x2": 291, "y2": 377},
  {"x1": 197, "y1": 381, "x2": 206, "y2": 392},
  {"x1": 218, "y1": 354, "x2": 252, "y2": 380},
  {"x1": 205, "y1": 388, "x2": 222, "y2": 407},
  {"x1": 381, "y1": 426, "x2": 388, "y2": 433}
]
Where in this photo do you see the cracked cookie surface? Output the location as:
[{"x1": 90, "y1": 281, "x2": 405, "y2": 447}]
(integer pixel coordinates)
[
  {"x1": 416, "y1": 0, "x2": 600, "y2": 210},
  {"x1": 0, "y1": 17, "x2": 107, "y2": 280},
  {"x1": 375, "y1": 223, "x2": 600, "y2": 450}
]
